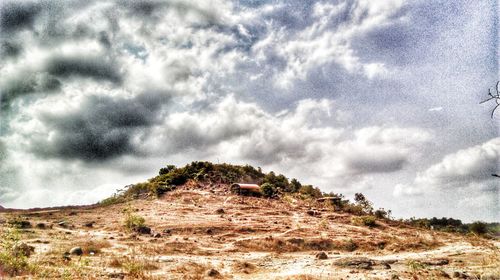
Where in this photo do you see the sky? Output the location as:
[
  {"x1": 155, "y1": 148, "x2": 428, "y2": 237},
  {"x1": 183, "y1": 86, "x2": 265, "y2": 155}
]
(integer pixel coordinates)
[{"x1": 0, "y1": 0, "x2": 498, "y2": 222}]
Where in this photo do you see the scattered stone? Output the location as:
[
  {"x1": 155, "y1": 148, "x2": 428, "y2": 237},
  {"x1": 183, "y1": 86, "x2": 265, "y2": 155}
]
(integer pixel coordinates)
[
  {"x1": 206, "y1": 228, "x2": 214, "y2": 235},
  {"x1": 434, "y1": 270, "x2": 451, "y2": 278},
  {"x1": 334, "y1": 257, "x2": 374, "y2": 270},
  {"x1": 153, "y1": 233, "x2": 161, "y2": 238},
  {"x1": 63, "y1": 252, "x2": 71, "y2": 261},
  {"x1": 13, "y1": 243, "x2": 35, "y2": 257},
  {"x1": 391, "y1": 274, "x2": 400, "y2": 280},
  {"x1": 108, "y1": 272, "x2": 125, "y2": 279},
  {"x1": 452, "y1": 271, "x2": 469, "y2": 279},
  {"x1": 206, "y1": 268, "x2": 221, "y2": 277},
  {"x1": 58, "y1": 221, "x2": 68, "y2": 228},
  {"x1": 135, "y1": 226, "x2": 151, "y2": 235},
  {"x1": 315, "y1": 251, "x2": 328, "y2": 260},
  {"x1": 306, "y1": 210, "x2": 321, "y2": 217},
  {"x1": 68, "y1": 211, "x2": 77, "y2": 216},
  {"x1": 36, "y1": 223, "x2": 46, "y2": 229},
  {"x1": 423, "y1": 258, "x2": 449, "y2": 266},
  {"x1": 163, "y1": 229, "x2": 172, "y2": 235},
  {"x1": 215, "y1": 208, "x2": 225, "y2": 214},
  {"x1": 84, "y1": 221, "x2": 95, "y2": 228},
  {"x1": 69, "y1": 247, "x2": 83, "y2": 256}
]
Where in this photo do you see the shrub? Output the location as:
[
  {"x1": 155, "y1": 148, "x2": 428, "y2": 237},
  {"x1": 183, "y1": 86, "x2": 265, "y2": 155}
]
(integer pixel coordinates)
[
  {"x1": 99, "y1": 195, "x2": 126, "y2": 206},
  {"x1": 354, "y1": 193, "x2": 373, "y2": 214},
  {"x1": 7, "y1": 217, "x2": 31, "y2": 229},
  {"x1": 469, "y1": 221, "x2": 488, "y2": 235},
  {"x1": 299, "y1": 185, "x2": 322, "y2": 198},
  {"x1": 123, "y1": 207, "x2": 146, "y2": 231},
  {"x1": 260, "y1": 183, "x2": 277, "y2": 198},
  {"x1": 374, "y1": 208, "x2": 391, "y2": 219},
  {"x1": 0, "y1": 229, "x2": 30, "y2": 276},
  {"x1": 351, "y1": 216, "x2": 377, "y2": 227}
]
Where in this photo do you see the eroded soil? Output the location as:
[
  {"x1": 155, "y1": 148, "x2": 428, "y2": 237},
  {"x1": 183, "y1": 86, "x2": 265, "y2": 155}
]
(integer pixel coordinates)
[{"x1": 1, "y1": 186, "x2": 498, "y2": 279}]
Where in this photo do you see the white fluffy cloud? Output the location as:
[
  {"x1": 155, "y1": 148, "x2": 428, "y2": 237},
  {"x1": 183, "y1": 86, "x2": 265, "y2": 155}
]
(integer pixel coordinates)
[{"x1": 0, "y1": 0, "x2": 497, "y2": 221}]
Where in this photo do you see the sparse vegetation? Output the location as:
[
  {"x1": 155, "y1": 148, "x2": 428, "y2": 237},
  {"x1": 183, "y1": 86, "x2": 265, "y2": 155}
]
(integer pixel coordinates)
[
  {"x1": 0, "y1": 228, "x2": 31, "y2": 277},
  {"x1": 351, "y1": 216, "x2": 377, "y2": 227},
  {"x1": 0, "y1": 161, "x2": 497, "y2": 279},
  {"x1": 123, "y1": 206, "x2": 147, "y2": 232}
]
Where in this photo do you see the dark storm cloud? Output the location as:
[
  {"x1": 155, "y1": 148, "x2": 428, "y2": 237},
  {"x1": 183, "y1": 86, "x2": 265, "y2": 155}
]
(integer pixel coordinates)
[
  {"x1": 30, "y1": 92, "x2": 171, "y2": 161},
  {"x1": 0, "y1": 75, "x2": 61, "y2": 109},
  {"x1": 46, "y1": 56, "x2": 122, "y2": 84},
  {"x1": 0, "y1": 1, "x2": 40, "y2": 32},
  {"x1": 345, "y1": 154, "x2": 408, "y2": 174},
  {"x1": 0, "y1": 41, "x2": 22, "y2": 58}
]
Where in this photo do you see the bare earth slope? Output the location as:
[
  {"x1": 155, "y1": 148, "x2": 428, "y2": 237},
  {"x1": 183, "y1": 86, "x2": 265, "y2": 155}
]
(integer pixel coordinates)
[{"x1": 0, "y1": 185, "x2": 498, "y2": 279}]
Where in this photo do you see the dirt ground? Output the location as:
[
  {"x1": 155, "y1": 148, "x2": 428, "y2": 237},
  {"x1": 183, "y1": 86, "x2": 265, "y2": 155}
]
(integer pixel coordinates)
[{"x1": 1, "y1": 186, "x2": 499, "y2": 279}]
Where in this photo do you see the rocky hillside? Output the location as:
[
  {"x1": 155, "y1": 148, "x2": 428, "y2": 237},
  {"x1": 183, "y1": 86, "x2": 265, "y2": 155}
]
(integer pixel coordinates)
[{"x1": 0, "y1": 163, "x2": 498, "y2": 279}]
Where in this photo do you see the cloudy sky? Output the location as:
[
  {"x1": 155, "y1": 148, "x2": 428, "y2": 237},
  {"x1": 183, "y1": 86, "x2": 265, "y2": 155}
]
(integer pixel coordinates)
[{"x1": 0, "y1": 0, "x2": 498, "y2": 222}]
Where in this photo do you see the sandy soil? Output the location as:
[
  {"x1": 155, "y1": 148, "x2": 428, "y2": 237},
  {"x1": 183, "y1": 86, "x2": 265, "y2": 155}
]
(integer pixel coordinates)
[{"x1": 0, "y1": 186, "x2": 498, "y2": 279}]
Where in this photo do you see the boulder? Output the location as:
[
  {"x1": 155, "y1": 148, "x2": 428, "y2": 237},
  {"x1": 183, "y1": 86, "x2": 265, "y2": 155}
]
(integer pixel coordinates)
[
  {"x1": 135, "y1": 226, "x2": 151, "y2": 235},
  {"x1": 13, "y1": 243, "x2": 35, "y2": 257},
  {"x1": 422, "y1": 258, "x2": 449, "y2": 266},
  {"x1": 206, "y1": 268, "x2": 221, "y2": 278},
  {"x1": 334, "y1": 257, "x2": 374, "y2": 270},
  {"x1": 315, "y1": 252, "x2": 328, "y2": 260},
  {"x1": 69, "y1": 247, "x2": 83, "y2": 256}
]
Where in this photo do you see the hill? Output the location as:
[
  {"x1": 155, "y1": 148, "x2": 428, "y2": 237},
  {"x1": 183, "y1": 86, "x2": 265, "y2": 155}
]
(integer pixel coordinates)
[{"x1": 0, "y1": 162, "x2": 498, "y2": 279}]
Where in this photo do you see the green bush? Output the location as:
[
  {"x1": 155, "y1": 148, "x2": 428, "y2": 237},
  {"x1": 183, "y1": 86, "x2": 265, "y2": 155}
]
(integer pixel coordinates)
[
  {"x1": 469, "y1": 221, "x2": 487, "y2": 235},
  {"x1": 123, "y1": 207, "x2": 146, "y2": 231},
  {"x1": 260, "y1": 183, "x2": 277, "y2": 198},
  {"x1": 299, "y1": 185, "x2": 322, "y2": 198},
  {"x1": 351, "y1": 216, "x2": 377, "y2": 227}
]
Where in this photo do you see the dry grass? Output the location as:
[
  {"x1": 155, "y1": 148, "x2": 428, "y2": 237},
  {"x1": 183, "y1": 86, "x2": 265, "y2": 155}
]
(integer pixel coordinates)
[
  {"x1": 169, "y1": 261, "x2": 209, "y2": 280},
  {"x1": 232, "y1": 260, "x2": 257, "y2": 274}
]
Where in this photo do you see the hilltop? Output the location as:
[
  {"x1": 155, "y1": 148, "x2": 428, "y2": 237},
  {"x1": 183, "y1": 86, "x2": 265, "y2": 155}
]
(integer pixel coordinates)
[{"x1": 0, "y1": 162, "x2": 498, "y2": 279}]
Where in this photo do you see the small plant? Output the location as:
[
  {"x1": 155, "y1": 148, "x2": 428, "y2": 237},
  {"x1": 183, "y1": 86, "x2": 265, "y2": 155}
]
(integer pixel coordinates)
[
  {"x1": 123, "y1": 206, "x2": 146, "y2": 231},
  {"x1": 351, "y1": 216, "x2": 377, "y2": 227},
  {"x1": 0, "y1": 229, "x2": 30, "y2": 276},
  {"x1": 260, "y1": 183, "x2": 277, "y2": 198},
  {"x1": 407, "y1": 260, "x2": 426, "y2": 272}
]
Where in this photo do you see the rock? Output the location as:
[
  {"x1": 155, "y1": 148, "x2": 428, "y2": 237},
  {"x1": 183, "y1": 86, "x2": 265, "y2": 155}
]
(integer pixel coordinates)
[
  {"x1": 453, "y1": 271, "x2": 469, "y2": 279},
  {"x1": 423, "y1": 258, "x2": 449, "y2": 266},
  {"x1": 36, "y1": 223, "x2": 46, "y2": 229},
  {"x1": 163, "y1": 229, "x2": 172, "y2": 235},
  {"x1": 315, "y1": 251, "x2": 328, "y2": 260},
  {"x1": 135, "y1": 226, "x2": 151, "y2": 235},
  {"x1": 108, "y1": 272, "x2": 126, "y2": 279},
  {"x1": 68, "y1": 211, "x2": 77, "y2": 216},
  {"x1": 13, "y1": 243, "x2": 35, "y2": 257},
  {"x1": 334, "y1": 257, "x2": 374, "y2": 270},
  {"x1": 63, "y1": 252, "x2": 71, "y2": 261},
  {"x1": 58, "y1": 221, "x2": 68, "y2": 228},
  {"x1": 215, "y1": 208, "x2": 225, "y2": 214},
  {"x1": 391, "y1": 274, "x2": 400, "y2": 280},
  {"x1": 69, "y1": 247, "x2": 83, "y2": 256},
  {"x1": 206, "y1": 268, "x2": 221, "y2": 277},
  {"x1": 153, "y1": 233, "x2": 161, "y2": 238},
  {"x1": 84, "y1": 221, "x2": 95, "y2": 228},
  {"x1": 206, "y1": 228, "x2": 214, "y2": 235},
  {"x1": 306, "y1": 210, "x2": 321, "y2": 217}
]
